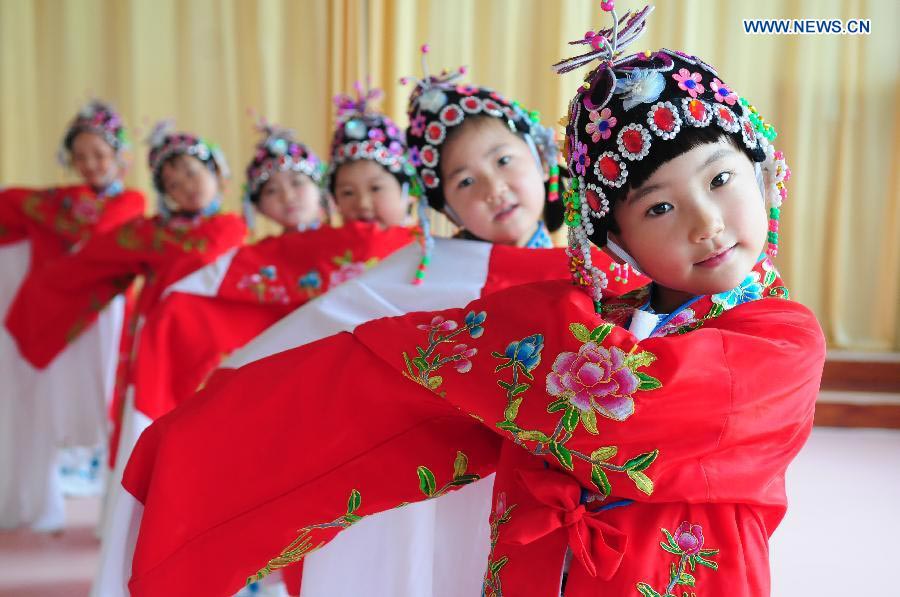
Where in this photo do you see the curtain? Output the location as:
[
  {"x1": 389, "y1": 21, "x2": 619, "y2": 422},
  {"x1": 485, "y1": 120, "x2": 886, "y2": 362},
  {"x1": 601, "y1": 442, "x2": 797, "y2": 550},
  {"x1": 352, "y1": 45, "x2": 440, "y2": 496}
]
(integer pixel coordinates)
[{"x1": 1, "y1": 0, "x2": 897, "y2": 350}]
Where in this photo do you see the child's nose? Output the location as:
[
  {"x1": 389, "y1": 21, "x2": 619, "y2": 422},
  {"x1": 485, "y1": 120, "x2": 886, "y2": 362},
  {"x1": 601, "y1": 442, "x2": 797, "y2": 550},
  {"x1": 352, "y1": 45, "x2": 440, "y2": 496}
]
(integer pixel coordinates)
[
  {"x1": 485, "y1": 178, "x2": 510, "y2": 205},
  {"x1": 690, "y1": 204, "x2": 725, "y2": 242}
]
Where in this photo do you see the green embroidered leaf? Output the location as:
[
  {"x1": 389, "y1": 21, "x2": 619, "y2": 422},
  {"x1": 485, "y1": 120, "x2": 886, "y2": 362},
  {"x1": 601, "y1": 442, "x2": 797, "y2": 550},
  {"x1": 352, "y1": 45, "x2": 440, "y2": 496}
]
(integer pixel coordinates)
[
  {"x1": 496, "y1": 420, "x2": 521, "y2": 433},
  {"x1": 623, "y1": 449, "x2": 659, "y2": 472},
  {"x1": 591, "y1": 465, "x2": 611, "y2": 497},
  {"x1": 490, "y1": 556, "x2": 509, "y2": 573},
  {"x1": 763, "y1": 269, "x2": 776, "y2": 287},
  {"x1": 449, "y1": 474, "x2": 480, "y2": 486},
  {"x1": 636, "y1": 372, "x2": 662, "y2": 391},
  {"x1": 342, "y1": 513, "x2": 363, "y2": 525},
  {"x1": 504, "y1": 398, "x2": 523, "y2": 421},
  {"x1": 687, "y1": 555, "x2": 697, "y2": 571},
  {"x1": 589, "y1": 323, "x2": 614, "y2": 343},
  {"x1": 416, "y1": 346, "x2": 426, "y2": 358},
  {"x1": 569, "y1": 323, "x2": 591, "y2": 343},
  {"x1": 695, "y1": 556, "x2": 719, "y2": 570},
  {"x1": 517, "y1": 363, "x2": 535, "y2": 381},
  {"x1": 517, "y1": 430, "x2": 551, "y2": 443},
  {"x1": 768, "y1": 285, "x2": 789, "y2": 298},
  {"x1": 580, "y1": 408, "x2": 599, "y2": 434},
  {"x1": 636, "y1": 583, "x2": 662, "y2": 597},
  {"x1": 661, "y1": 528, "x2": 679, "y2": 550},
  {"x1": 627, "y1": 469, "x2": 654, "y2": 495},
  {"x1": 547, "y1": 398, "x2": 569, "y2": 413},
  {"x1": 402, "y1": 352, "x2": 416, "y2": 377},
  {"x1": 427, "y1": 376, "x2": 443, "y2": 390},
  {"x1": 417, "y1": 466, "x2": 436, "y2": 497},
  {"x1": 494, "y1": 360, "x2": 513, "y2": 373},
  {"x1": 497, "y1": 380, "x2": 513, "y2": 391},
  {"x1": 624, "y1": 350, "x2": 657, "y2": 370},
  {"x1": 590, "y1": 446, "x2": 618, "y2": 462},
  {"x1": 498, "y1": 503, "x2": 517, "y2": 524},
  {"x1": 346, "y1": 489, "x2": 361, "y2": 514},
  {"x1": 698, "y1": 548, "x2": 720, "y2": 556},
  {"x1": 659, "y1": 541, "x2": 681, "y2": 555},
  {"x1": 677, "y1": 572, "x2": 695, "y2": 586},
  {"x1": 549, "y1": 441, "x2": 574, "y2": 471},
  {"x1": 413, "y1": 356, "x2": 429, "y2": 372},
  {"x1": 490, "y1": 351, "x2": 505, "y2": 358},
  {"x1": 511, "y1": 383, "x2": 530, "y2": 397},
  {"x1": 707, "y1": 303, "x2": 725, "y2": 318},
  {"x1": 562, "y1": 407, "x2": 579, "y2": 432},
  {"x1": 453, "y1": 451, "x2": 468, "y2": 479}
]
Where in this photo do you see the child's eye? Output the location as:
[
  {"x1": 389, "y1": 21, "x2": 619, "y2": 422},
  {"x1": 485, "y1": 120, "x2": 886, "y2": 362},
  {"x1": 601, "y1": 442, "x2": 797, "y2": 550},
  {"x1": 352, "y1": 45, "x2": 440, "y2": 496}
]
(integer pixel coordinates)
[
  {"x1": 647, "y1": 202, "x2": 673, "y2": 216},
  {"x1": 371, "y1": 185, "x2": 382, "y2": 193},
  {"x1": 710, "y1": 171, "x2": 732, "y2": 189},
  {"x1": 497, "y1": 155, "x2": 511, "y2": 167},
  {"x1": 457, "y1": 176, "x2": 474, "y2": 190}
]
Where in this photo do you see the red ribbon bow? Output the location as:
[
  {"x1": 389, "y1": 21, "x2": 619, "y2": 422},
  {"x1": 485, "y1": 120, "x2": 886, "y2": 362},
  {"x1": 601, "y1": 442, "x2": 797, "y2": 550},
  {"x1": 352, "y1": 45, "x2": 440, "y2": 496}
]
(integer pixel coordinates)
[{"x1": 502, "y1": 467, "x2": 627, "y2": 580}]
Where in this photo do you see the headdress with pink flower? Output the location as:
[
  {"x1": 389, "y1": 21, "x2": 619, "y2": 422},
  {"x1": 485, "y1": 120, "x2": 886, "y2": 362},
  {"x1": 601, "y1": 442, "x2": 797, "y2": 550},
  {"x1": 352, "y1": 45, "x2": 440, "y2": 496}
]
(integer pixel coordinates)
[
  {"x1": 59, "y1": 100, "x2": 129, "y2": 166},
  {"x1": 554, "y1": 2, "x2": 789, "y2": 310}
]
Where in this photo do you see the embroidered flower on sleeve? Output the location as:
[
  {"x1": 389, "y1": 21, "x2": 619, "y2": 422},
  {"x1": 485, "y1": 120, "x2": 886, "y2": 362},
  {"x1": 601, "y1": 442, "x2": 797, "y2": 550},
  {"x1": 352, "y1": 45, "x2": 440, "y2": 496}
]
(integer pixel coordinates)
[
  {"x1": 586, "y1": 107, "x2": 617, "y2": 142},
  {"x1": 451, "y1": 343, "x2": 477, "y2": 373},
  {"x1": 672, "y1": 68, "x2": 705, "y2": 98},
  {"x1": 709, "y1": 78, "x2": 738, "y2": 105},
  {"x1": 464, "y1": 310, "x2": 487, "y2": 338},
  {"x1": 546, "y1": 343, "x2": 638, "y2": 422},
  {"x1": 711, "y1": 271, "x2": 763, "y2": 309},
  {"x1": 417, "y1": 315, "x2": 459, "y2": 333}
]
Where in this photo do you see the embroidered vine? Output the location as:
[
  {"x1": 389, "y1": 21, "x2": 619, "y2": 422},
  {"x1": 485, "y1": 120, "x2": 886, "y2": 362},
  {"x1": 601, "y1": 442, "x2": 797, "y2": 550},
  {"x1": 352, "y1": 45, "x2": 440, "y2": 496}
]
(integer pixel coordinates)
[
  {"x1": 482, "y1": 491, "x2": 516, "y2": 597},
  {"x1": 402, "y1": 310, "x2": 487, "y2": 394},
  {"x1": 248, "y1": 451, "x2": 481, "y2": 585},
  {"x1": 493, "y1": 323, "x2": 661, "y2": 500},
  {"x1": 635, "y1": 522, "x2": 720, "y2": 597}
]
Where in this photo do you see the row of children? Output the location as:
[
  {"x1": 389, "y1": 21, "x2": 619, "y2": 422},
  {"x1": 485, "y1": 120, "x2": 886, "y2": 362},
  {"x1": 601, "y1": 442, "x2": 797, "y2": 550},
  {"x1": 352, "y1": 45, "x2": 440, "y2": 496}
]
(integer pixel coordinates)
[{"x1": 3, "y1": 3, "x2": 824, "y2": 596}]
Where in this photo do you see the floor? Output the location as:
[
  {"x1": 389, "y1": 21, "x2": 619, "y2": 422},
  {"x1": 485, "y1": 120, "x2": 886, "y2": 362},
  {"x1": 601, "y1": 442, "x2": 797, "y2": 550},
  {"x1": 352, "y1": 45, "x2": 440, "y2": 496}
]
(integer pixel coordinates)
[{"x1": 1, "y1": 427, "x2": 898, "y2": 596}]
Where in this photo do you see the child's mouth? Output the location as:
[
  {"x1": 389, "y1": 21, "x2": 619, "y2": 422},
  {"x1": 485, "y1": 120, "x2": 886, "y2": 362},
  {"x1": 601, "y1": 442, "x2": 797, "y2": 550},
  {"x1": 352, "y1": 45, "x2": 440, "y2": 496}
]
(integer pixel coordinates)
[
  {"x1": 695, "y1": 244, "x2": 736, "y2": 268},
  {"x1": 493, "y1": 204, "x2": 519, "y2": 222}
]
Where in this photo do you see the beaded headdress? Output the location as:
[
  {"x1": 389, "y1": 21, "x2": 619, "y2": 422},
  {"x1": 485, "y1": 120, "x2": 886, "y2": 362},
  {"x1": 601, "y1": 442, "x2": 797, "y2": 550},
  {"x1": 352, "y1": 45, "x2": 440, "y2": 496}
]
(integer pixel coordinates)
[
  {"x1": 556, "y1": 3, "x2": 789, "y2": 308},
  {"x1": 401, "y1": 45, "x2": 563, "y2": 283},
  {"x1": 146, "y1": 120, "x2": 230, "y2": 196},
  {"x1": 59, "y1": 100, "x2": 129, "y2": 166},
  {"x1": 402, "y1": 45, "x2": 561, "y2": 212},
  {"x1": 327, "y1": 81, "x2": 416, "y2": 191},
  {"x1": 245, "y1": 121, "x2": 324, "y2": 202}
]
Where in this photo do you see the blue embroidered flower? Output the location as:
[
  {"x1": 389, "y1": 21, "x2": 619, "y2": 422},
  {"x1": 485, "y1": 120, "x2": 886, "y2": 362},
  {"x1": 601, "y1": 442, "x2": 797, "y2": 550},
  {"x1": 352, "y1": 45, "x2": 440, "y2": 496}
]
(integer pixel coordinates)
[
  {"x1": 504, "y1": 334, "x2": 544, "y2": 372},
  {"x1": 260, "y1": 265, "x2": 277, "y2": 280},
  {"x1": 465, "y1": 310, "x2": 487, "y2": 338},
  {"x1": 711, "y1": 271, "x2": 763, "y2": 309},
  {"x1": 613, "y1": 69, "x2": 665, "y2": 111},
  {"x1": 297, "y1": 270, "x2": 322, "y2": 290}
]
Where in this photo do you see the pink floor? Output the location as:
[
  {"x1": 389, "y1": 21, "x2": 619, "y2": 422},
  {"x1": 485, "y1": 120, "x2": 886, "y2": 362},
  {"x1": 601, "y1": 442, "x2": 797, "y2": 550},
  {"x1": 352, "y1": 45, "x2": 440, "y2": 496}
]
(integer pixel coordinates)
[{"x1": 0, "y1": 496, "x2": 100, "y2": 597}]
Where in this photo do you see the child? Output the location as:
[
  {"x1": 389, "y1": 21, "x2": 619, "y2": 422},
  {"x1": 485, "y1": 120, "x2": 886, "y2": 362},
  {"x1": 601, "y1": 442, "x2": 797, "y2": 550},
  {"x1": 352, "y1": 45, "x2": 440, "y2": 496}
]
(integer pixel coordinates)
[
  {"x1": 328, "y1": 81, "x2": 418, "y2": 228},
  {"x1": 121, "y1": 63, "x2": 640, "y2": 596},
  {"x1": 0, "y1": 100, "x2": 145, "y2": 531},
  {"x1": 244, "y1": 122, "x2": 330, "y2": 233}
]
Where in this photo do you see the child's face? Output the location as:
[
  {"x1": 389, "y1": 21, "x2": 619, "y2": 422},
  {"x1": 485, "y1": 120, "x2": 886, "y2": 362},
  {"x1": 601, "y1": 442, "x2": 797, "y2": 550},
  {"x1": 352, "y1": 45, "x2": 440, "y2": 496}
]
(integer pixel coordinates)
[
  {"x1": 160, "y1": 155, "x2": 220, "y2": 213},
  {"x1": 609, "y1": 139, "x2": 768, "y2": 310},
  {"x1": 333, "y1": 160, "x2": 409, "y2": 227},
  {"x1": 440, "y1": 118, "x2": 545, "y2": 246},
  {"x1": 70, "y1": 131, "x2": 120, "y2": 189},
  {"x1": 257, "y1": 170, "x2": 323, "y2": 230}
]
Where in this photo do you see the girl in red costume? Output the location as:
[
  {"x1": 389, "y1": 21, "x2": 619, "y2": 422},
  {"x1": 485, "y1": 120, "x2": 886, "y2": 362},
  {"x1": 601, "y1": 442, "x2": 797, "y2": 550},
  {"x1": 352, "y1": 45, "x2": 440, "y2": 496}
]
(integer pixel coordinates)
[{"x1": 0, "y1": 100, "x2": 145, "y2": 531}]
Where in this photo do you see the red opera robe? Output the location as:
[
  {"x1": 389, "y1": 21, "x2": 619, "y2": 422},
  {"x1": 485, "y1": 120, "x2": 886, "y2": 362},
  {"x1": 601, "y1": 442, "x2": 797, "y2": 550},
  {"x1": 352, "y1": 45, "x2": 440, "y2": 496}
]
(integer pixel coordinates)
[
  {"x1": 120, "y1": 239, "x2": 644, "y2": 596},
  {"x1": 124, "y1": 257, "x2": 824, "y2": 596},
  {"x1": 0, "y1": 184, "x2": 144, "y2": 529}
]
